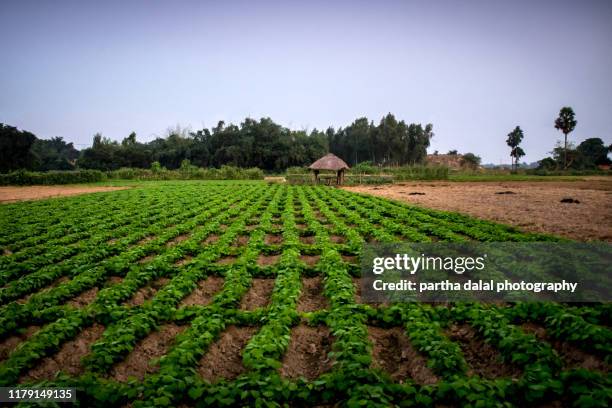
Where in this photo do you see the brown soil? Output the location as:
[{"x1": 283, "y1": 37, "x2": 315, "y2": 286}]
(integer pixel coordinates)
[
  {"x1": 264, "y1": 234, "x2": 283, "y2": 245},
  {"x1": 67, "y1": 287, "x2": 99, "y2": 308},
  {"x1": 174, "y1": 255, "x2": 193, "y2": 266},
  {"x1": 198, "y1": 325, "x2": 256, "y2": 382},
  {"x1": 446, "y1": 324, "x2": 521, "y2": 379},
  {"x1": 17, "y1": 276, "x2": 70, "y2": 304},
  {"x1": 300, "y1": 235, "x2": 316, "y2": 245},
  {"x1": 522, "y1": 323, "x2": 609, "y2": 372},
  {"x1": 216, "y1": 255, "x2": 237, "y2": 265},
  {"x1": 344, "y1": 179, "x2": 612, "y2": 241},
  {"x1": 353, "y1": 278, "x2": 363, "y2": 303},
  {"x1": 132, "y1": 236, "x2": 155, "y2": 248},
  {"x1": 202, "y1": 234, "x2": 219, "y2": 245},
  {"x1": 0, "y1": 186, "x2": 130, "y2": 204},
  {"x1": 239, "y1": 279, "x2": 275, "y2": 310},
  {"x1": 0, "y1": 326, "x2": 40, "y2": 362},
  {"x1": 368, "y1": 326, "x2": 438, "y2": 384},
  {"x1": 297, "y1": 277, "x2": 329, "y2": 312},
  {"x1": 106, "y1": 276, "x2": 124, "y2": 286},
  {"x1": 329, "y1": 235, "x2": 347, "y2": 244},
  {"x1": 138, "y1": 254, "x2": 156, "y2": 264},
  {"x1": 245, "y1": 224, "x2": 258, "y2": 231},
  {"x1": 166, "y1": 234, "x2": 190, "y2": 247},
  {"x1": 342, "y1": 255, "x2": 358, "y2": 265},
  {"x1": 111, "y1": 323, "x2": 186, "y2": 382},
  {"x1": 280, "y1": 325, "x2": 333, "y2": 380},
  {"x1": 124, "y1": 277, "x2": 170, "y2": 307},
  {"x1": 179, "y1": 276, "x2": 224, "y2": 307},
  {"x1": 233, "y1": 235, "x2": 249, "y2": 247},
  {"x1": 20, "y1": 324, "x2": 105, "y2": 382},
  {"x1": 299, "y1": 254, "x2": 320, "y2": 267},
  {"x1": 257, "y1": 254, "x2": 281, "y2": 266}
]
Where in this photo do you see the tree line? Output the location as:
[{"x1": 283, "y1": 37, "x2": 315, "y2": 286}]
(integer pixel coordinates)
[
  {"x1": 0, "y1": 113, "x2": 433, "y2": 173},
  {"x1": 507, "y1": 107, "x2": 611, "y2": 171}
]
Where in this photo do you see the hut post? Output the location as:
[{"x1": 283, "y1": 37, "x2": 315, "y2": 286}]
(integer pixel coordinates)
[{"x1": 313, "y1": 169, "x2": 320, "y2": 184}]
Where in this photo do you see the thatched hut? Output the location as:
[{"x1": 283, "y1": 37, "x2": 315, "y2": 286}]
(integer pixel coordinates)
[{"x1": 309, "y1": 153, "x2": 350, "y2": 185}]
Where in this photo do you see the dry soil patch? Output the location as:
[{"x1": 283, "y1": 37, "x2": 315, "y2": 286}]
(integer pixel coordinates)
[
  {"x1": 179, "y1": 276, "x2": 224, "y2": 307},
  {"x1": 239, "y1": 278, "x2": 275, "y2": 310},
  {"x1": 297, "y1": 277, "x2": 328, "y2": 312},
  {"x1": 368, "y1": 326, "x2": 438, "y2": 384},
  {"x1": 0, "y1": 186, "x2": 129, "y2": 203},
  {"x1": 198, "y1": 325, "x2": 256, "y2": 382},
  {"x1": 446, "y1": 323, "x2": 521, "y2": 379},
  {"x1": 20, "y1": 324, "x2": 105, "y2": 382},
  {"x1": 280, "y1": 325, "x2": 333, "y2": 380},
  {"x1": 111, "y1": 323, "x2": 186, "y2": 382},
  {"x1": 125, "y1": 277, "x2": 170, "y2": 307},
  {"x1": 344, "y1": 179, "x2": 612, "y2": 241}
]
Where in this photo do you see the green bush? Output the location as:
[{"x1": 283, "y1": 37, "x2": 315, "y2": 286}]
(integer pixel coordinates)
[
  {"x1": 388, "y1": 165, "x2": 448, "y2": 180},
  {"x1": 0, "y1": 169, "x2": 107, "y2": 185},
  {"x1": 343, "y1": 174, "x2": 393, "y2": 185},
  {"x1": 526, "y1": 168, "x2": 611, "y2": 176},
  {"x1": 107, "y1": 165, "x2": 263, "y2": 181},
  {"x1": 285, "y1": 166, "x2": 307, "y2": 175},
  {"x1": 0, "y1": 166, "x2": 265, "y2": 185},
  {"x1": 286, "y1": 174, "x2": 313, "y2": 185}
]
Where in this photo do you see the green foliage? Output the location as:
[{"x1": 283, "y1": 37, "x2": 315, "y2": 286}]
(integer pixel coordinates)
[
  {"x1": 506, "y1": 126, "x2": 525, "y2": 171},
  {"x1": 554, "y1": 106, "x2": 577, "y2": 169},
  {"x1": 329, "y1": 114, "x2": 434, "y2": 166},
  {"x1": 576, "y1": 138, "x2": 612, "y2": 168},
  {"x1": 0, "y1": 182, "x2": 609, "y2": 407},
  {"x1": 0, "y1": 169, "x2": 107, "y2": 185},
  {"x1": 0, "y1": 123, "x2": 38, "y2": 172},
  {"x1": 461, "y1": 153, "x2": 481, "y2": 169},
  {"x1": 554, "y1": 107, "x2": 577, "y2": 136}
]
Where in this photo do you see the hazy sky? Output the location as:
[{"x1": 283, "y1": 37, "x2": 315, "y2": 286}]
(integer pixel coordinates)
[{"x1": 1, "y1": 0, "x2": 611, "y2": 163}]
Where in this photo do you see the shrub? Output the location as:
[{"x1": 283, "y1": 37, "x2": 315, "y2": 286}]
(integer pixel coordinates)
[{"x1": 0, "y1": 169, "x2": 107, "y2": 185}]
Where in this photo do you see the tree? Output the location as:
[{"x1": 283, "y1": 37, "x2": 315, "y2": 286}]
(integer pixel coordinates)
[
  {"x1": 576, "y1": 138, "x2": 611, "y2": 168},
  {"x1": 447, "y1": 150, "x2": 458, "y2": 155},
  {"x1": 537, "y1": 157, "x2": 557, "y2": 170},
  {"x1": 512, "y1": 146, "x2": 525, "y2": 168},
  {"x1": 554, "y1": 107, "x2": 577, "y2": 169},
  {"x1": 462, "y1": 153, "x2": 481, "y2": 169},
  {"x1": 506, "y1": 126, "x2": 524, "y2": 171},
  {"x1": 0, "y1": 124, "x2": 37, "y2": 172},
  {"x1": 30, "y1": 136, "x2": 79, "y2": 170}
]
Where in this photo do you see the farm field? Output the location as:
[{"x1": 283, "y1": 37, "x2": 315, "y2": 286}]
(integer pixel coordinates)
[
  {"x1": 345, "y1": 178, "x2": 612, "y2": 242},
  {"x1": 0, "y1": 181, "x2": 610, "y2": 407}
]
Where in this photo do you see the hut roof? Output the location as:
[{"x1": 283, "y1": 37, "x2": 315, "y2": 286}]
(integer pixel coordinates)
[{"x1": 309, "y1": 153, "x2": 350, "y2": 171}]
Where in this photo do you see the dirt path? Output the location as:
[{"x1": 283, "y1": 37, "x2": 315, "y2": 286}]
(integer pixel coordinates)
[
  {"x1": 344, "y1": 179, "x2": 612, "y2": 241},
  {"x1": 0, "y1": 186, "x2": 129, "y2": 203}
]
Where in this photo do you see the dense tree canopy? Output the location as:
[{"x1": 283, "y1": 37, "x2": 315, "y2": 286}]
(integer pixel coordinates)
[
  {"x1": 1, "y1": 114, "x2": 434, "y2": 173},
  {"x1": 539, "y1": 138, "x2": 611, "y2": 170},
  {"x1": 0, "y1": 124, "x2": 38, "y2": 172},
  {"x1": 328, "y1": 114, "x2": 433, "y2": 166}
]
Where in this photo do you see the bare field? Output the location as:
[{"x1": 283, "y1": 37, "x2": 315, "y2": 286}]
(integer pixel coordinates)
[
  {"x1": 344, "y1": 178, "x2": 612, "y2": 241},
  {"x1": 0, "y1": 186, "x2": 129, "y2": 203}
]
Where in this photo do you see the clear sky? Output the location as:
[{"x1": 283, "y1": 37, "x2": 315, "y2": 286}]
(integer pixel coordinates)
[{"x1": 1, "y1": 0, "x2": 611, "y2": 163}]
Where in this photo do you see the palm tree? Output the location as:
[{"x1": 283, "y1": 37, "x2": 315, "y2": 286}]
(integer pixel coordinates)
[{"x1": 554, "y1": 107, "x2": 577, "y2": 169}]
